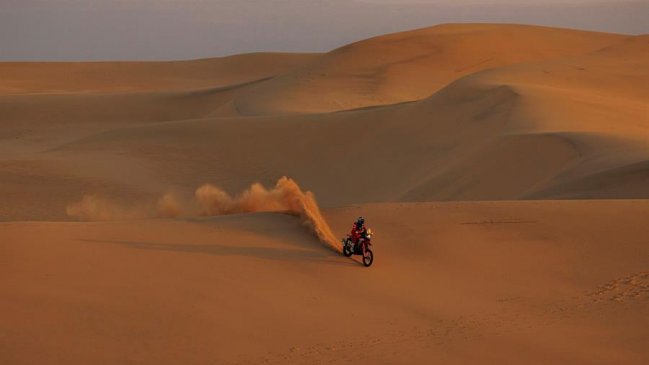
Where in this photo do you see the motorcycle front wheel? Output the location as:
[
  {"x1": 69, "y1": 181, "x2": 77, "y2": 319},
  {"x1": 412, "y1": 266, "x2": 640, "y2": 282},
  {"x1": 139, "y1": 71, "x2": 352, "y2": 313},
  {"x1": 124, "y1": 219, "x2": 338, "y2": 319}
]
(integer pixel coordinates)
[
  {"x1": 362, "y1": 248, "x2": 373, "y2": 267},
  {"x1": 342, "y1": 240, "x2": 353, "y2": 257}
]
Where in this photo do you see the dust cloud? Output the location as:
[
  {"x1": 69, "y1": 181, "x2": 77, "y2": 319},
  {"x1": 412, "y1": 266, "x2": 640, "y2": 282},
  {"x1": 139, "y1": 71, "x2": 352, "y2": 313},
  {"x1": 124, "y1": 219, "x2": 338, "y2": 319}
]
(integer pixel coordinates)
[{"x1": 66, "y1": 177, "x2": 340, "y2": 251}]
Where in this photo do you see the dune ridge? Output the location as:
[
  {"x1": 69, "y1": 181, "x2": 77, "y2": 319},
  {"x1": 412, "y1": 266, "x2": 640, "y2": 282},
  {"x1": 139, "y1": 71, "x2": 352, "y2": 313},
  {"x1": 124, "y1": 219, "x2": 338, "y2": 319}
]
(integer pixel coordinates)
[{"x1": 0, "y1": 52, "x2": 320, "y2": 94}]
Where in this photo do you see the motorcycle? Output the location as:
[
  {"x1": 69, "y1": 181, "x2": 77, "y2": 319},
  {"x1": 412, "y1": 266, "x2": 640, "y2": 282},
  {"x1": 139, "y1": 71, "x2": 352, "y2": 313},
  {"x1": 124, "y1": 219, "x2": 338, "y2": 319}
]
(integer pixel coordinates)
[{"x1": 342, "y1": 229, "x2": 374, "y2": 267}]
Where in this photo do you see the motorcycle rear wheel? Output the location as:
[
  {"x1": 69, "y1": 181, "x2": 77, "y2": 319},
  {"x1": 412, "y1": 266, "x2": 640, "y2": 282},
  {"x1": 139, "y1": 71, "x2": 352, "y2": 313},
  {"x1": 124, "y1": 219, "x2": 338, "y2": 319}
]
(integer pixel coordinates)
[{"x1": 362, "y1": 248, "x2": 373, "y2": 267}]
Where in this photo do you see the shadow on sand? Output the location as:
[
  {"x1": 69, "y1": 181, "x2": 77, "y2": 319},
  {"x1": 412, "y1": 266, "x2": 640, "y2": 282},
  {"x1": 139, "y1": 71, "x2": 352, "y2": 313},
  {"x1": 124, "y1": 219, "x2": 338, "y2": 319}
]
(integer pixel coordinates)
[{"x1": 82, "y1": 238, "x2": 354, "y2": 266}]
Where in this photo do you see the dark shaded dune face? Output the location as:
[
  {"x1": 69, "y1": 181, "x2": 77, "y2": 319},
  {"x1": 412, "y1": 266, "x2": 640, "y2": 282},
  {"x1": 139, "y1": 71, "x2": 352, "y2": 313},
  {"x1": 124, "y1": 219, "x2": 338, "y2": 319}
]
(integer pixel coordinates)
[
  {"x1": 530, "y1": 160, "x2": 649, "y2": 199},
  {"x1": 400, "y1": 133, "x2": 582, "y2": 201},
  {"x1": 0, "y1": 85, "x2": 243, "y2": 130}
]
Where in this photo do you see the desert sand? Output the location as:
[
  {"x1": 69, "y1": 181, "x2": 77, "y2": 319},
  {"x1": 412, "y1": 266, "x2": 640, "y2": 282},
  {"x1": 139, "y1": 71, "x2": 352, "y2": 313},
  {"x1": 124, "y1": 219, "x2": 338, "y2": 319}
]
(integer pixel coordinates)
[{"x1": 1, "y1": 24, "x2": 648, "y2": 364}]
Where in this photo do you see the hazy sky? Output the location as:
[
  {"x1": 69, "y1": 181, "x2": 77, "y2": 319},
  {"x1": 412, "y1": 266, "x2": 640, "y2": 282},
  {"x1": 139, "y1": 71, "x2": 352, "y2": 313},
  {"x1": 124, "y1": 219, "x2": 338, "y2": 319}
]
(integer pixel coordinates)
[{"x1": 1, "y1": 0, "x2": 647, "y2": 61}]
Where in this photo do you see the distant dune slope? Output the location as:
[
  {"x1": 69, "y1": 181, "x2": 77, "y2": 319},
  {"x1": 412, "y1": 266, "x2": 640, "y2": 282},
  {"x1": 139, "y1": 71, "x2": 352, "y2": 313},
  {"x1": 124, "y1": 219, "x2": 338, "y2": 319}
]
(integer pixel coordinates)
[
  {"x1": 227, "y1": 24, "x2": 625, "y2": 115},
  {"x1": 0, "y1": 24, "x2": 647, "y2": 220},
  {"x1": 0, "y1": 52, "x2": 319, "y2": 94},
  {"x1": 400, "y1": 33, "x2": 649, "y2": 200}
]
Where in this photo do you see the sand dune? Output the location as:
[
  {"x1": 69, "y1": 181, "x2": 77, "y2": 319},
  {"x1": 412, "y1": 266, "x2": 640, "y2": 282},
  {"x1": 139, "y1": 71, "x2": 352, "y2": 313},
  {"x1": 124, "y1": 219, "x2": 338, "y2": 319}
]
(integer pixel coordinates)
[
  {"x1": 2, "y1": 24, "x2": 646, "y2": 220},
  {"x1": 2, "y1": 201, "x2": 648, "y2": 364},
  {"x1": 0, "y1": 53, "x2": 319, "y2": 94},
  {"x1": 227, "y1": 24, "x2": 625, "y2": 115},
  {"x1": 1, "y1": 23, "x2": 648, "y2": 364}
]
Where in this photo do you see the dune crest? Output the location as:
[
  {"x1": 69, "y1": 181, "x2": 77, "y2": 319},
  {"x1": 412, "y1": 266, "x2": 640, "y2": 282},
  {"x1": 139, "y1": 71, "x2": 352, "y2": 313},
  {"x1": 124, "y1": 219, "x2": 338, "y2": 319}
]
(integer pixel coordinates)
[
  {"x1": 67, "y1": 177, "x2": 340, "y2": 251},
  {"x1": 66, "y1": 194, "x2": 154, "y2": 221}
]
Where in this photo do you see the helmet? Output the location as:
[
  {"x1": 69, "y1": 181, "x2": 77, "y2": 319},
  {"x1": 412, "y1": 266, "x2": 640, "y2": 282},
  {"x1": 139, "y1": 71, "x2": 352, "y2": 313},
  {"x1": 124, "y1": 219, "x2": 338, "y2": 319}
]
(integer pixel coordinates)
[{"x1": 356, "y1": 216, "x2": 365, "y2": 227}]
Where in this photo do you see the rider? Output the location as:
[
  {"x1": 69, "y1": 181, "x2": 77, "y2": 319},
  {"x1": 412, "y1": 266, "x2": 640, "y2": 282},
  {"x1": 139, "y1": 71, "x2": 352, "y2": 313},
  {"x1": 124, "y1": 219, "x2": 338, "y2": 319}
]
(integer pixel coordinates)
[{"x1": 350, "y1": 216, "x2": 368, "y2": 248}]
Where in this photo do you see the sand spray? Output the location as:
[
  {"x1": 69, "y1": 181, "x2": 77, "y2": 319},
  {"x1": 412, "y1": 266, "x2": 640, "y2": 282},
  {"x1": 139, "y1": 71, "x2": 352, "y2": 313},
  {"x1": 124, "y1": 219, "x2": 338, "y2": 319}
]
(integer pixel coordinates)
[{"x1": 67, "y1": 177, "x2": 340, "y2": 251}]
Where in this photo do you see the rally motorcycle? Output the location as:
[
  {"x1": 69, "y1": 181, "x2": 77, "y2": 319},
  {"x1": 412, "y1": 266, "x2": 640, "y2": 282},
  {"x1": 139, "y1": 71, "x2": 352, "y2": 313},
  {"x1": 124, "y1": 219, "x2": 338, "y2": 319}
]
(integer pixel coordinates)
[{"x1": 342, "y1": 229, "x2": 374, "y2": 267}]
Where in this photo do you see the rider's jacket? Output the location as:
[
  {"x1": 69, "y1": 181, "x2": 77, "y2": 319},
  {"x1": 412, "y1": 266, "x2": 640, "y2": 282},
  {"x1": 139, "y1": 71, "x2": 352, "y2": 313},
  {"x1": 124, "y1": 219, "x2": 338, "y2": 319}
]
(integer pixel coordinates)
[{"x1": 350, "y1": 224, "x2": 367, "y2": 243}]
